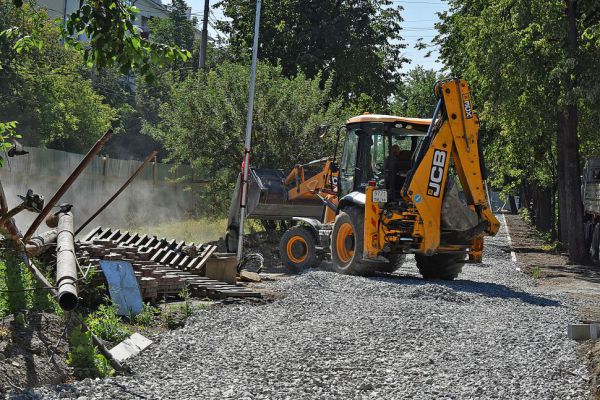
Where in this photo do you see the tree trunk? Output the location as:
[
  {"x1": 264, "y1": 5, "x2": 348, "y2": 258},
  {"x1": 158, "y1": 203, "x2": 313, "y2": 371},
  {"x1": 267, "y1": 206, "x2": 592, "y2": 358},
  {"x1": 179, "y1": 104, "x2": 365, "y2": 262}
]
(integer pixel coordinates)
[
  {"x1": 560, "y1": 0, "x2": 586, "y2": 263},
  {"x1": 508, "y1": 195, "x2": 518, "y2": 214},
  {"x1": 557, "y1": 113, "x2": 569, "y2": 244},
  {"x1": 535, "y1": 186, "x2": 553, "y2": 233}
]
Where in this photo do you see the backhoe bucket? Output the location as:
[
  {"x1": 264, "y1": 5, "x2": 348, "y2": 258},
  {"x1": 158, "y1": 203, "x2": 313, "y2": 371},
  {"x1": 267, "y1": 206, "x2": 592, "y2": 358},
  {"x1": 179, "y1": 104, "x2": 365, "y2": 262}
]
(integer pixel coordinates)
[{"x1": 225, "y1": 168, "x2": 324, "y2": 251}]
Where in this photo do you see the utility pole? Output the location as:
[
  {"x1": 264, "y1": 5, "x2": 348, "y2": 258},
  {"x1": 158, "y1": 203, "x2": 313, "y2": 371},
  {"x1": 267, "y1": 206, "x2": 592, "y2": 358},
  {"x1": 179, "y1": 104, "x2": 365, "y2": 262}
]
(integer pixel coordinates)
[
  {"x1": 237, "y1": 0, "x2": 262, "y2": 260},
  {"x1": 198, "y1": 0, "x2": 210, "y2": 69}
]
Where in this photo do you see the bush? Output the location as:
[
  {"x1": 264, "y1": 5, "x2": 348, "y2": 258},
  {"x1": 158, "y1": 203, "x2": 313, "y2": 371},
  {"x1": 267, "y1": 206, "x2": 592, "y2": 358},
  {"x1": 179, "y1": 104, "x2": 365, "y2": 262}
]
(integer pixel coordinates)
[
  {"x1": 85, "y1": 303, "x2": 131, "y2": 343},
  {"x1": 134, "y1": 303, "x2": 160, "y2": 326},
  {"x1": 67, "y1": 328, "x2": 114, "y2": 379}
]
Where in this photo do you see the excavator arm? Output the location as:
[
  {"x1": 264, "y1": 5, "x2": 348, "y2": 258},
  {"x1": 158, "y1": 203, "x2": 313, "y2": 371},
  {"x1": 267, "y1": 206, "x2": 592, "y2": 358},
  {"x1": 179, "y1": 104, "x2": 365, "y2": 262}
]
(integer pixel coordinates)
[{"x1": 402, "y1": 79, "x2": 499, "y2": 255}]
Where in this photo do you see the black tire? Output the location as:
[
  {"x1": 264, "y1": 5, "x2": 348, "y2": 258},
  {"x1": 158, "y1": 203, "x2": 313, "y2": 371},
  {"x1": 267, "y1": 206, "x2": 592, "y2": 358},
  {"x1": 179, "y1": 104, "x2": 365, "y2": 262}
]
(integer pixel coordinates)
[
  {"x1": 330, "y1": 207, "x2": 373, "y2": 275},
  {"x1": 378, "y1": 254, "x2": 406, "y2": 273},
  {"x1": 415, "y1": 253, "x2": 466, "y2": 280},
  {"x1": 279, "y1": 225, "x2": 318, "y2": 273}
]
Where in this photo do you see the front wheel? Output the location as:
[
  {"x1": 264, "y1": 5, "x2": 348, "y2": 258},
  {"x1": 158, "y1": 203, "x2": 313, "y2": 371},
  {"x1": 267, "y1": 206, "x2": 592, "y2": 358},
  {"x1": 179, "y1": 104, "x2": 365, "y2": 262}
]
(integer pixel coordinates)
[
  {"x1": 330, "y1": 207, "x2": 373, "y2": 275},
  {"x1": 279, "y1": 226, "x2": 318, "y2": 273},
  {"x1": 415, "y1": 253, "x2": 466, "y2": 280}
]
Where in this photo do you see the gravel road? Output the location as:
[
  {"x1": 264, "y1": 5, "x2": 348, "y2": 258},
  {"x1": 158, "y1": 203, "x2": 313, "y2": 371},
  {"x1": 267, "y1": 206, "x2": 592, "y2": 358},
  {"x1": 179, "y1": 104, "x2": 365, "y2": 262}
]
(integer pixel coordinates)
[{"x1": 18, "y1": 218, "x2": 590, "y2": 399}]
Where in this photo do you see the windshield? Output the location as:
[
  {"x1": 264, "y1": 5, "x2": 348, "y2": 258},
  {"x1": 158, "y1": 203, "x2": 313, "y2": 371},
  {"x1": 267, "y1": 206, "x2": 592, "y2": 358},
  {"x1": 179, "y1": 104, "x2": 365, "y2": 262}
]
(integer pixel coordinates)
[{"x1": 340, "y1": 122, "x2": 426, "y2": 196}]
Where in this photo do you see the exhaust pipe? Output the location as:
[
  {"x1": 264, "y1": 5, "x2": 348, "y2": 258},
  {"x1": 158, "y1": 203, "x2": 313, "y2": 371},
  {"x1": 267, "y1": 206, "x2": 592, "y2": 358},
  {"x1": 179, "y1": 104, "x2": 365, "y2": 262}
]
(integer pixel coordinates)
[{"x1": 56, "y1": 208, "x2": 78, "y2": 311}]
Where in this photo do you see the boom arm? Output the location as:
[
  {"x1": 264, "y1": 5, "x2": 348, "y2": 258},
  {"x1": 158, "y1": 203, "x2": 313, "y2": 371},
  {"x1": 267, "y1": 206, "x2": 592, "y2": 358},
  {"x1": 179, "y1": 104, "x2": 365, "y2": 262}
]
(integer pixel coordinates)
[{"x1": 403, "y1": 79, "x2": 500, "y2": 255}]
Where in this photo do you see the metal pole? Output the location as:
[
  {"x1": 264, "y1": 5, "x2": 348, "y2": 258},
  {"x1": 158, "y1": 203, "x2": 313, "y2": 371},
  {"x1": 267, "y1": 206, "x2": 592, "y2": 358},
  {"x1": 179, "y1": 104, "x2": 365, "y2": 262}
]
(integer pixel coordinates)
[
  {"x1": 237, "y1": 0, "x2": 261, "y2": 260},
  {"x1": 56, "y1": 210, "x2": 78, "y2": 311},
  {"x1": 75, "y1": 150, "x2": 157, "y2": 236},
  {"x1": 199, "y1": 0, "x2": 210, "y2": 69},
  {"x1": 23, "y1": 129, "x2": 112, "y2": 243}
]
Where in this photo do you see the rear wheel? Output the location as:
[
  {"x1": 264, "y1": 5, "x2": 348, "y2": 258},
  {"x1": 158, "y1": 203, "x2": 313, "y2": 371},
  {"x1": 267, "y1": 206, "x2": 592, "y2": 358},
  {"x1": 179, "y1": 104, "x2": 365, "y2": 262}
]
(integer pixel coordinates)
[
  {"x1": 415, "y1": 253, "x2": 466, "y2": 280},
  {"x1": 330, "y1": 207, "x2": 373, "y2": 275},
  {"x1": 280, "y1": 226, "x2": 318, "y2": 273},
  {"x1": 378, "y1": 254, "x2": 406, "y2": 273}
]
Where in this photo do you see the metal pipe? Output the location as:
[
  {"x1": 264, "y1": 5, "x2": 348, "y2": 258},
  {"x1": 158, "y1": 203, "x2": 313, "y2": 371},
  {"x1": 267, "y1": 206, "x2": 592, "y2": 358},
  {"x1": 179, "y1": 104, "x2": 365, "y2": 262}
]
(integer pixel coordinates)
[
  {"x1": 23, "y1": 129, "x2": 112, "y2": 243},
  {"x1": 56, "y1": 210, "x2": 78, "y2": 311},
  {"x1": 0, "y1": 204, "x2": 26, "y2": 225},
  {"x1": 25, "y1": 229, "x2": 57, "y2": 256},
  {"x1": 237, "y1": 0, "x2": 262, "y2": 260},
  {"x1": 75, "y1": 150, "x2": 157, "y2": 236},
  {"x1": 17, "y1": 253, "x2": 125, "y2": 373}
]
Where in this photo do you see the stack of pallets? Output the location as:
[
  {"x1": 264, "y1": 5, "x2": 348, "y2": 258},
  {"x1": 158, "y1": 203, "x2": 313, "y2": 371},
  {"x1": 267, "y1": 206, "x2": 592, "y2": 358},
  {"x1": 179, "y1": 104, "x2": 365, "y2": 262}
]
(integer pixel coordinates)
[{"x1": 77, "y1": 227, "x2": 261, "y2": 301}]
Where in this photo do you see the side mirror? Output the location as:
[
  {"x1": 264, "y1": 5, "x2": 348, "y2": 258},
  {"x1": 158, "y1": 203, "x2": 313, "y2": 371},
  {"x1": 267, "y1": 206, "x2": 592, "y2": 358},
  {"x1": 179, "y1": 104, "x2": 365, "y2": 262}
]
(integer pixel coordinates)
[{"x1": 317, "y1": 124, "x2": 330, "y2": 138}]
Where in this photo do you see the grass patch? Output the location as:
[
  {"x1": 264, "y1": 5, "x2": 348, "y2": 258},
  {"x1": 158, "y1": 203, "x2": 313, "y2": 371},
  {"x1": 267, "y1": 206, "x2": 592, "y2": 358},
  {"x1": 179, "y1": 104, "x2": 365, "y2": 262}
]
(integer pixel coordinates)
[
  {"x1": 531, "y1": 266, "x2": 542, "y2": 279},
  {"x1": 0, "y1": 250, "x2": 54, "y2": 318},
  {"x1": 130, "y1": 218, "x2": 227, "y2": 243}
]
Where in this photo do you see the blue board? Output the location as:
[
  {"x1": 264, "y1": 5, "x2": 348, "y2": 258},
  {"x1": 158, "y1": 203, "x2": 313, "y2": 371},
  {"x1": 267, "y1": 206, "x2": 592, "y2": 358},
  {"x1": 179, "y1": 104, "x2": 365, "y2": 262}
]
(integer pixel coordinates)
[{"x1": 99, "y1": 260, "x2": 143, "y2": 316}]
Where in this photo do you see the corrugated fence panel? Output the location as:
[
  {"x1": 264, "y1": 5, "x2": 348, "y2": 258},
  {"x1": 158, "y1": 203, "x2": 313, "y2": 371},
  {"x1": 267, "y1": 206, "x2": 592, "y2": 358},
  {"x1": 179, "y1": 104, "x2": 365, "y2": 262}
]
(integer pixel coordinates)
[{"x1": 0, "y1": 147, "x2": 201, "y2": 236}]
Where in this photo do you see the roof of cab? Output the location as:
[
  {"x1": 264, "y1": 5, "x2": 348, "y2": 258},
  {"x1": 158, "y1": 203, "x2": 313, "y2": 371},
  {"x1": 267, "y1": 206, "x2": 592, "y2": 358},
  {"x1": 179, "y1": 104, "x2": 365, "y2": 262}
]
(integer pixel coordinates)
[{"x1": 346, "y1": 114, "x2": 432, "y2": 126}]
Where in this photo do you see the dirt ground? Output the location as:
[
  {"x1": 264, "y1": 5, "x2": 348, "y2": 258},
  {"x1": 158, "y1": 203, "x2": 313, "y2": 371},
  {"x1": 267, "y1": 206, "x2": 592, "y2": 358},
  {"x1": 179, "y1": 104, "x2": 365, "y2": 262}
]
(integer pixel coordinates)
[
  {"x1": 0, "y1": 312, "x2": 72, "y2": 396},
  {"x1": 504, "y1": 213, "x2": 600, "y2": 322}
]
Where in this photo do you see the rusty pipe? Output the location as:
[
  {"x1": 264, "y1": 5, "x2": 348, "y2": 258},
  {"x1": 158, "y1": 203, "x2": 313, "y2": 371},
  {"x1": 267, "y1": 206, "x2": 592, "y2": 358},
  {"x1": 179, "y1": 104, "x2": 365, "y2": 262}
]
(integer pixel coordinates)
[
  {"x1": 56, "y1": 210, "x2": 78, "y2": 311},
  {"x1": 25, "y1": 229, "x2": 57, "y2": 256},
  {"x1": 75, "y1": 150, "x2": 157, "y2": 237},
  {"x1": 23, "y1": 129, "x2": 113, "y2": 242}
]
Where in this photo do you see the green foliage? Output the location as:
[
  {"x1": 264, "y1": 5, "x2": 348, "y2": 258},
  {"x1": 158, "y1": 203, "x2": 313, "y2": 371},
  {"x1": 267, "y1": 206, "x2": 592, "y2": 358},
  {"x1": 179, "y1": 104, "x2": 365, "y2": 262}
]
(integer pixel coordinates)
[
  {"x1": 436, "y1": 0, "x2": 566, "y2": 195},
  {"x1": 134, "y1": 303, "x2": 160, "y2": 326},
  {"x1": 67, "y1": 327, "x2": 115, "y2": 379},
  {"x1": 530, "y1": 266, "x2": 542, "y2": 280},
  {"x1": 0, "y1": 249, "x2": 53, "y2": 318},
  {"x1": 85, "y1": 303, "x2": 131, "y2": 343},
  {"x1": 216, "y1": 0, "x2": 407, "y2": 105},
  {"x1": 391, "y1": 67, "x2": 441, "y2": 118},
  {"x1": 0, "y1": 3, "x2": 117, "y2": 152},
  {"x1": 145, "y1": 62, "x2": 349, "y2": 216},
  {"x1": 0, "y1": 121, "x2": 19, "y2": 166},
  {"x1": 60, "y1": 0, "x2": 190, "y2": 81}
]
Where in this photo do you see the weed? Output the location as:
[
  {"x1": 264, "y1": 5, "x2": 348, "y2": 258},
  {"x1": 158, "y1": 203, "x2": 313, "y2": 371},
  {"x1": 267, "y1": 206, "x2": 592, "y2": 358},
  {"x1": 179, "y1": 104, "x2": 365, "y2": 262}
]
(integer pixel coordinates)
[
  {"x1": 67, "y1": 327, "x2": 114, "y2": 379},
  {"x1": 85, "y1": 302, "x2": 131, "y2": 343},
  {"x1": 531, "y1": 266, "x2": 542, "y2": 279},
  {"x1": 178, "y1": 286, "x2": 193, "y2": 317},
  {"x1": 135, "y1": 303, "x2": 160, "y2": 326}
]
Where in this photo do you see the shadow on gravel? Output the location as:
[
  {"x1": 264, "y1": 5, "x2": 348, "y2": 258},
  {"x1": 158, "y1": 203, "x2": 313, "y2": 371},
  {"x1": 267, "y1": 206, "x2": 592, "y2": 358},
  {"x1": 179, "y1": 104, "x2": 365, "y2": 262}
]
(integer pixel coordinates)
[{"x1": 372, "y1": 274, "x2": 561, "y2": 307}]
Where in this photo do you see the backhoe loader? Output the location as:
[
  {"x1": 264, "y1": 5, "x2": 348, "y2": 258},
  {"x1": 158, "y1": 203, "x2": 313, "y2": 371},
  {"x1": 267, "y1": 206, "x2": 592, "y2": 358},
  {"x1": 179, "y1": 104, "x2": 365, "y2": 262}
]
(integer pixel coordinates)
[{"x1": 227, "y1": 79, "x2": 500, "y2": 279}]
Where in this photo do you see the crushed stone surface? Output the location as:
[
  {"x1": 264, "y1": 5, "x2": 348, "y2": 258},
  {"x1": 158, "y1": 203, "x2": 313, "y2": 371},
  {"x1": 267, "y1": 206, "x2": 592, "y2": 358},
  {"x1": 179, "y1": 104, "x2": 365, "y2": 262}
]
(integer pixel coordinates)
[{"x1": 12, "y1": 217, "x2": 590, "y2": 399}]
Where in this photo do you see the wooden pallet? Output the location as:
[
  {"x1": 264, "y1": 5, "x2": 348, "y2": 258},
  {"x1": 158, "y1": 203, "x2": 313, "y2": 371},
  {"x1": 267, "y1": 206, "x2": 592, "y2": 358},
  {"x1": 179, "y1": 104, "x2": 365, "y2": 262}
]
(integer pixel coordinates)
[{"x1": 79, "y1": 227, "x2": 261, "y2": 299}]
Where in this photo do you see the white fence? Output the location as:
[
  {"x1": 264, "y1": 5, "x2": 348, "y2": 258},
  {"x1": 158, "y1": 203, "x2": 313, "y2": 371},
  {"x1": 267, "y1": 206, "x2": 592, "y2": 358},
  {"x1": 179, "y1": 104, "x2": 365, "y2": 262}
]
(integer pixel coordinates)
[{"x1": 0, "y1": 147, "x2": 201, "y2": 236}]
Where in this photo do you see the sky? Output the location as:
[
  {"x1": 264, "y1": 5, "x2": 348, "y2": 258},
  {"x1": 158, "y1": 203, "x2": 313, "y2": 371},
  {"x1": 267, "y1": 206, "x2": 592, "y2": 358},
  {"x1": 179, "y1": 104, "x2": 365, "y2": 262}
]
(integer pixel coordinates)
[{"x1": 177, "y1": 0, "x2": 449, "y2": 73}]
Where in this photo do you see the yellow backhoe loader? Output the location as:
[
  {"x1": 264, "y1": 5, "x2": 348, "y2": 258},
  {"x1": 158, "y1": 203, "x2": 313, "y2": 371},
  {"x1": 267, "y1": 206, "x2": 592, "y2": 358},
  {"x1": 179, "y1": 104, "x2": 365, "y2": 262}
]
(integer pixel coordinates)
[{"x1": 227, "y1": 79, "x2": 499, "y2": 279}]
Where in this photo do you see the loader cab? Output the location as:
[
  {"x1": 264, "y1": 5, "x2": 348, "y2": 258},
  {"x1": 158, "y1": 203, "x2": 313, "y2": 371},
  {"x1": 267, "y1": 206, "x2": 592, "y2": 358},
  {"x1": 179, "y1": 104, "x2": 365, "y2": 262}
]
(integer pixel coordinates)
[{"x1": 339, "y1": 115, "x2": 431, "y2": 199}]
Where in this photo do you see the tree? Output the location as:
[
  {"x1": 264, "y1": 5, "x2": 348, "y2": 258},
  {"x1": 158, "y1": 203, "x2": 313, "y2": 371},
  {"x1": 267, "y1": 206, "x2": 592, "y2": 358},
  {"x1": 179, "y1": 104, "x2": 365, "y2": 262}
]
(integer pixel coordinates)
[
  {"x1": 391, "y1": 67, "x2": 440, "y2": 118},
  {"x1": 144, "y1": 62, "x2": 349, "y2": 215},
  {"x1": 435, "y1": 0, "x2": 600, "y2": 263},
  {"x1": 0, "y1": 3, "x2": 116, "y2": 152},
  {"x1": 216, "y1": 0, "x2": 407, "y2": 105}
]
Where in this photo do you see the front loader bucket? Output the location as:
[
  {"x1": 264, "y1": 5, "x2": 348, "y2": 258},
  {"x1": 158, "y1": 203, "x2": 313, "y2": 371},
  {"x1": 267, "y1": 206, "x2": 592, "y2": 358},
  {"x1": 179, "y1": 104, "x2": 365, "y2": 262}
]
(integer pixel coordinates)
[{"x1": 225, "y1": 168, "x2": 324, "y2": 251}]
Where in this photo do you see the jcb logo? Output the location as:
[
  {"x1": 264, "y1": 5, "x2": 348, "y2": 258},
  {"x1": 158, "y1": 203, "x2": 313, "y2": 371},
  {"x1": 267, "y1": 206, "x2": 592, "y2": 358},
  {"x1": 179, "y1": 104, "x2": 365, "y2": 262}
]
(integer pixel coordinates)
[
  {"x1": 427, "y1": 150, "x2": 447, "y2": 197},
  {"x1": 463, "y1": 93, "x2": 473, "y2": 119}
]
